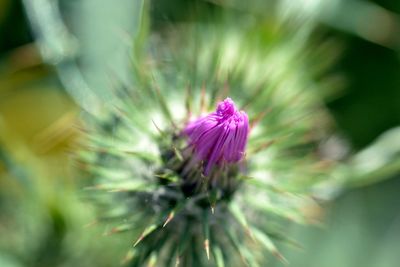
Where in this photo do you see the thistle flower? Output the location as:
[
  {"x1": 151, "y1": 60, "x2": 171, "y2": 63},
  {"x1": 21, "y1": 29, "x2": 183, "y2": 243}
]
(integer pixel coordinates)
[
  {"x1": 185, "y1": 98, "x2": 249, "y2": 175},
  {"x1": 78, "y1": 6, "x2": 342, "y2": 267}
]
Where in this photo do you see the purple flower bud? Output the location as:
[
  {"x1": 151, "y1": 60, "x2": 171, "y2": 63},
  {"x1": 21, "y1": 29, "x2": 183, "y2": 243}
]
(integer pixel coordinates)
[{"x1": 184, "y1": 98, "x2": 249, "y2": 175}]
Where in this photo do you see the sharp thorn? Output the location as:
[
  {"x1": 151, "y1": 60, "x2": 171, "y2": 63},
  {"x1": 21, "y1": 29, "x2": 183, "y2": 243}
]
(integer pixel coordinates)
[
  {"x1": 273, "y1": 251, "x2": 289, "y2": 265},
  {"x1": 133, "y1": 235, "x2": 144, "y2": 247},
  {"x1": 200, "y1": 83, "x2": 207, "y2": 113},
  {"x1": 175, "y1": 256, "x2": 180, "y2": 267},
  {"x1": 250, "y1": 108, "x2": 272, "y2": 129},
  {"x1": 84, "y1": 220, "x2": 98, "y2": 228},
  {"x1": 151, "y1": 119, "x2": 164, "y2": 135},
  {"x1": 246, "y1": 227, "x2": 256, "y2": 243},
  {"x1": 204, "y1": 239, "x2": 210, "y2": 260},
  {"x1": 185, "y1": 83, "x2": 192, "y2": 120},
  {"x1": 249, "y1": 140, "x2": 275, "y2": 154},
  {"x1": 163, "y1": 211, "x2": 175, "y2": 228}
]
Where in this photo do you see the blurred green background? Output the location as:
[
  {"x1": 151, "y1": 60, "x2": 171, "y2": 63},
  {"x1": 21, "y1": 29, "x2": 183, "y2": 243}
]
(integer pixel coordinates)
[{"x1": 0, "y1": 1, "x2": 399, "y2": 267}]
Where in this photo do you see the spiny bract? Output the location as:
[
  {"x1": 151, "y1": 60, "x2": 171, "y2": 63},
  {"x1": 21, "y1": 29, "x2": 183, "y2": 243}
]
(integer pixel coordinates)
[{"x1": 78, "y1": 5, "x2": 340, "y2": 267}]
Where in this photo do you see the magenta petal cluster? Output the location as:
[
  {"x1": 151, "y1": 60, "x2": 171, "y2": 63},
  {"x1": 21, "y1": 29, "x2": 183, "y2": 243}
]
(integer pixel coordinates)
[{"x1": 184, "y1": 98, "x2": 249, "y2": 175}]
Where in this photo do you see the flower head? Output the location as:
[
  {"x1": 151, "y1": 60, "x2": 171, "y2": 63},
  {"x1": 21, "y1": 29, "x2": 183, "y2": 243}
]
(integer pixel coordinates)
[
  {"x1": 80, "y1": 10, "x2": 343, "y2": 267},
  {"x1": 184, "y1": 98, "x2": 249, "y2": 175}
]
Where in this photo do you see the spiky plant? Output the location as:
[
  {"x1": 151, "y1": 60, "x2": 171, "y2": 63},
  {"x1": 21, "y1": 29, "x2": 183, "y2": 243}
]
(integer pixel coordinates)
[{"x1": 78, "y1": 4, "x2": 341, "y2": 267}]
